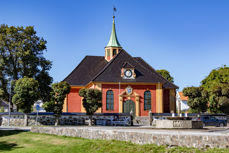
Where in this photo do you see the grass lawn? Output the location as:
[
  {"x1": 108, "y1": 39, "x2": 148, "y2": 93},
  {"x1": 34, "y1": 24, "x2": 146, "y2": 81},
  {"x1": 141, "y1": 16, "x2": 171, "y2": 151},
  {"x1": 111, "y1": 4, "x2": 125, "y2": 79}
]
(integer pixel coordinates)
[{"x1": 0, "y1": 130, "x2": 229, "y2": 153}]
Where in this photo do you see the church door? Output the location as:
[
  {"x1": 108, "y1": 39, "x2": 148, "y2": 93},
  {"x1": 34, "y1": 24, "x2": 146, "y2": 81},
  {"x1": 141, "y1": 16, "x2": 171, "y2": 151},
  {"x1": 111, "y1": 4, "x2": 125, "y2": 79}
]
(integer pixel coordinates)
[{"x1": 123, "y1": 100, "x2": 135, "y2": 116}]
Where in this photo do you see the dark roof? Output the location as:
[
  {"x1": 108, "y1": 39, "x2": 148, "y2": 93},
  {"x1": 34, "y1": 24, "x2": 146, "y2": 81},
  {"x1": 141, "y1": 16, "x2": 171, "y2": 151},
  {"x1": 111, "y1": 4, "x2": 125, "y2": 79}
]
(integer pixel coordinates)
[
  {"x1": 0, "y1": 101, "x2": 8, "y2": 108},
  {"x1": 134, "y1": 57, "x2": 179, "y2": 89},
  {"x1": 122, "y1": 62, "x2": 134, "y2": 68},
  {"x1": 64, "y1": 56, "x2": 108, "y2": 86},
  {"x1": 64, "y1": 50, "x2": 178, "y2": 89}
]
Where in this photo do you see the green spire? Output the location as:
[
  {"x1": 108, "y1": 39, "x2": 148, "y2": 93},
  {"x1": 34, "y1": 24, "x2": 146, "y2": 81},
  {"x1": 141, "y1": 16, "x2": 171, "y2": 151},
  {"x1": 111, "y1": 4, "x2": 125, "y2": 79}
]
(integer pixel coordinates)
[{"x1": 106, "y1": 16, "x2": 122, "y2": 48}]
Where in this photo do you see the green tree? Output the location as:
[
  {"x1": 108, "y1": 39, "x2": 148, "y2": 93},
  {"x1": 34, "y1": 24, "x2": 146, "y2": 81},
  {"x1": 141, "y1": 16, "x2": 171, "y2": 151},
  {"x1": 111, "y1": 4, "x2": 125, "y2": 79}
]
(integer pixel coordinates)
[
  {"x1": 0, "y1": 106, "x2": 4, "y2": 112},
  {"x1": 35, "y1": 71, "x2": 53, "y2": 102},
  {"x1": 183, "y1": 87, "x2": 208, "y2": 113},
  {"x1": 201, "y1": 65, "x2": 229, "y2": 113},
  {"x1": 156, "y1": 69, "x2": 174, "y2": 83},
  {"x1": 12, "y1": 77, "x2": 39, "y2": 126},
  {"x1": 0, "y1": 25, "x2": 52, "y2": 109},
  {"x1": 201, "y1": 65, "x2": 229, "y2": 91},
  {"x1": 182, "y1": 66, "x2": 229, "y2": 114},
  {"x1": 43, "y1": 81, "x2": 70, "y2": 126},
  {"x1": 208, "y1": 84, "x2": 229, "y2": 114},
  {"x1": 79, "y1": 89, "x2": 102, "y2": 126}
]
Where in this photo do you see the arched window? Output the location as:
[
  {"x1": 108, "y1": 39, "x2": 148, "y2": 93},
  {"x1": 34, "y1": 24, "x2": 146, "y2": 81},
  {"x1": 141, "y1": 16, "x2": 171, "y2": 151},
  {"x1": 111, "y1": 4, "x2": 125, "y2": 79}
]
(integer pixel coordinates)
[
  {"x1": 106, "y1": 90, "x2": 114, "y2": 110},
  {"x1": 144, "y1": 91, "x2": 151, "y2": 110}
]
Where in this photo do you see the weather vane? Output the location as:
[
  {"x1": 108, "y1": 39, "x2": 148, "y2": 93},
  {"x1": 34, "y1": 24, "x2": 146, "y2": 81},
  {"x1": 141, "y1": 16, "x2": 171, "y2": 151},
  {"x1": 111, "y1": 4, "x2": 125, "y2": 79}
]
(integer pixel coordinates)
[{"x1": 113, "y1": 6, "x2": 117, "y2": 19}]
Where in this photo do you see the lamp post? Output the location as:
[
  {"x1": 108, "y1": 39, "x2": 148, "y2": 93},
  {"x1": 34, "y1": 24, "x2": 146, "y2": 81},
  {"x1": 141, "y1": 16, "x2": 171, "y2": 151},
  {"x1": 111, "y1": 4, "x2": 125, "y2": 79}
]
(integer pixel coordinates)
[{"x1": 8, "y1": 79, "x2": 11, "y2": 127}]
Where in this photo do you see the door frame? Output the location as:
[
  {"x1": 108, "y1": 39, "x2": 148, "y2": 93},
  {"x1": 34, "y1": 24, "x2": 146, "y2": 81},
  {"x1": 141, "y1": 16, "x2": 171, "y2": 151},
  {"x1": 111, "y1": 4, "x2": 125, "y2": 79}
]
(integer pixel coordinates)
[
  {"x1": 123, "y1": 100, "x2": 136, "y2": 116},
  {"x1": 119, "y1": 90, "x2": 140, "y2": 116}
]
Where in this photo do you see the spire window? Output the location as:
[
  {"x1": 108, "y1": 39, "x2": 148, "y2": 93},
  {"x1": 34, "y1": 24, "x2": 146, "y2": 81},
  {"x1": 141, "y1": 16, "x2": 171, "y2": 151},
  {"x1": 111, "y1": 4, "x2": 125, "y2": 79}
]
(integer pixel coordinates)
[
  {"x1": 107, "y1": 49, "x2": 110, "y2": 56},
  {"x1": 113, "y1": 49, "x2": 117, "y2": 56}
]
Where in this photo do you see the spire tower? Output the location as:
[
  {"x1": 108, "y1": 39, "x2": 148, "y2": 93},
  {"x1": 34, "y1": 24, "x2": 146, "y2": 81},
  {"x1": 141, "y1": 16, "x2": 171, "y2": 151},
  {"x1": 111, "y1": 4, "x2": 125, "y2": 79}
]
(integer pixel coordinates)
[{"x1": 105, "y1": 14, "x2": 122, "y2": 61}]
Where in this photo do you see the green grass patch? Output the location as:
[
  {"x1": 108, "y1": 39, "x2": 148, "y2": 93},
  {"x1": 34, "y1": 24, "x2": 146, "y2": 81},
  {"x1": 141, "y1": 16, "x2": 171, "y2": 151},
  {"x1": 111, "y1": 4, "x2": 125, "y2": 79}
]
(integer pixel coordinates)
[{"x1": 0, "y1": 130, "x2": 228, "y2": 153}]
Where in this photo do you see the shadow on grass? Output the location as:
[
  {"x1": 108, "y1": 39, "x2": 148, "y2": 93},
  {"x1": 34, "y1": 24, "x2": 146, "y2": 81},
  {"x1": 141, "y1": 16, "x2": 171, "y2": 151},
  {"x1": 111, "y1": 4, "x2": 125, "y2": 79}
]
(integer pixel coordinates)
[
  {"x1": 0, "y1": 141, "x2": 22, "y2": 151},
  {"x1": 0, "y1": 130, "x2": 25, "y2": 137}
]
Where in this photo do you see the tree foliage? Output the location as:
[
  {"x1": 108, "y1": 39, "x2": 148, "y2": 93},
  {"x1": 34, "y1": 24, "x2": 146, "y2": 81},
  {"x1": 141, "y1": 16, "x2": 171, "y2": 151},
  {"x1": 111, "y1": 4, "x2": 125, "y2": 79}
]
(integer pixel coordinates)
[
  {"x1": 201, "y1": 65, "x2": 229, "y2": 113},
  {"x1": 201, "y1": 65, "x2": 229, "y2": 91},
  {"x1": 79, "y1": 89, "x2": 102, "y2": 126},
  {"x1": 156, "y1": 69, "x2": 174, "y2": 83},
  {"x1": 183, "y1": 87, "x2": 208, "y2": 113},
  {"x1": 43, "y1": 81, "x2": 70, "y2": 125},
  {"x1": 0, "y1": 106, "x2": 4, "y2": 112},
  {"x1": 0, "y1": 24, "x2": 52, "y2": 104},
  {"x1": 208, "y1": 84, "x2": 229, "y2": 114},
  {"x1": 12, "y1": 77, "x2": 39, "y2": 114},
  {"x1": 79, "y1": 89, "x2": 102, "y2": 116},
  {"x1": 35, "y1": 71, "x2": 53, "y2": 102},
  {"x1": 183, "y1": 66, "x2": 229, "y2": 114}
]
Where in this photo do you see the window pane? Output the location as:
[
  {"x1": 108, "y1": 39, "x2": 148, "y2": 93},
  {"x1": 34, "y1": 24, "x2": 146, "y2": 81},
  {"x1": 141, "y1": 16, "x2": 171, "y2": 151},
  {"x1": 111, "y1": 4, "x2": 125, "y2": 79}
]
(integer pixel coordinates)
[
  {"x1": 106, "y1": 90, "x2": 114, "y2": 110},
  {"x1": 113, "y1": 49, "x2": 116, "y2": 56},
  {"x1": 107, "y1": 49, "x2": 110, "y2": 56},
  {"x1": 144, "y1": 91, "x2": 151, "y2": 110}
]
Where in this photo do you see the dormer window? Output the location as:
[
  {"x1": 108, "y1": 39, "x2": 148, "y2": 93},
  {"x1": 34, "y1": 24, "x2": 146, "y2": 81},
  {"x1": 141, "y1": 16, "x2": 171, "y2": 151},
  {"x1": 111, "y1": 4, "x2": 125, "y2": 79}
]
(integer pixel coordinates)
[{"x1": 121, "y1": 62, "x2": 136, "y2": 79}]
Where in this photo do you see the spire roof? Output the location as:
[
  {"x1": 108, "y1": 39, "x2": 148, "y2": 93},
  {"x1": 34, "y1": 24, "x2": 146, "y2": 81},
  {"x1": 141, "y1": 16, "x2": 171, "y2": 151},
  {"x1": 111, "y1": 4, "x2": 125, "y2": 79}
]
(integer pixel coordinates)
[{"x1": 106, "y1": 16, "x2": 122, "y2": 48}]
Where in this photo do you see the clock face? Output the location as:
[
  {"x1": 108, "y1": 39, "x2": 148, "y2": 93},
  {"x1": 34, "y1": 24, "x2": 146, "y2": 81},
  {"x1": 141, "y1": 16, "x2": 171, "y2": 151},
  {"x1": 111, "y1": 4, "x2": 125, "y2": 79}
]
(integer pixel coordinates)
[{"x1": 124, "y1": 69, "x2": 132, "y2": 78}]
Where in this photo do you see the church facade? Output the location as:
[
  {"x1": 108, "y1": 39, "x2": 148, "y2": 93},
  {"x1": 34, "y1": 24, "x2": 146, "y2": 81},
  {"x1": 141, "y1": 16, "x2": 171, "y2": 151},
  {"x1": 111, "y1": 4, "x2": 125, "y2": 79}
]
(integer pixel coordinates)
[{"x1": 63, "y1": 17, "x2": 178, "y2": 116}]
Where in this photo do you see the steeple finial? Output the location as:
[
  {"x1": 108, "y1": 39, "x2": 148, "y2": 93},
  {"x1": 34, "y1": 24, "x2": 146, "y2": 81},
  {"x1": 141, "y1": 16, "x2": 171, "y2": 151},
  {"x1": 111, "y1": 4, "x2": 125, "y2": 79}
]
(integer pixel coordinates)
[{"x1": 113, "y1": 6, "x2": 117, "y2": 17}]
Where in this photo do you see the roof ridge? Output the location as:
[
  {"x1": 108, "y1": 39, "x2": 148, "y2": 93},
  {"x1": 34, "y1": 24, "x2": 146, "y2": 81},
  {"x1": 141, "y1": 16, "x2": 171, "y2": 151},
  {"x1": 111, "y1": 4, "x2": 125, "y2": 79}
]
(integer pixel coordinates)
[
  {"x1": 64, "y1": 56, "x2": 108, "y2": 86},
  {"x1": 135, "y1": 57, "x2": 179, "y2": 88},
  {"x1": 133, "y1": 57, "x2": 166, "y2": 83},
  {"x1": 91, "y1": 49, "x2": 124, "y2": 81},
  {"x1": 92, "y1": 50, "x2": 173, "y2": 85},
  {"x1": 85, "y1": 55, "x2": 104, "y2": 57},
  {"x1": 63, "y1": 56, "x2": 94, "y2": 82},
  {"x1": 119, "y1": 51, "x2": 155, "y2": 73},
  {"x1": 122, "y1": 62, "x2": 134, "y2": 68},
  {"x1": 63, "y1": 55, "x2": 103, "y2": 81},
  {"x1": 92, "y1": 49, "x2": 166, "y2": 84}
]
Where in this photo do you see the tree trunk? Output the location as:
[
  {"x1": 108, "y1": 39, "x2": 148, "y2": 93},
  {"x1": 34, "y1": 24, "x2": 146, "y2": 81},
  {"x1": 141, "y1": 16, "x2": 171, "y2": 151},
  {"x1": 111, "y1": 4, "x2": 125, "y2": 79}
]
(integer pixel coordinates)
[
  {"x1": 24, "y1": 113, "x2": 28, "y2": 126},
  {"x1": 55, "y1": 116, "x2": 60, "y2": 126},
  {"x1": 88, "y1": 115, "x2": 92, "y2": 126}
]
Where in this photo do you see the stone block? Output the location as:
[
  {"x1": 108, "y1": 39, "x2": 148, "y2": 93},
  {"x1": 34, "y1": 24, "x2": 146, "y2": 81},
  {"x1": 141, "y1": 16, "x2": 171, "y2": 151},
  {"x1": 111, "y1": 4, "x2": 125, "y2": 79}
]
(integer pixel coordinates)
[{"x1": 155, "y1": 120, "x2": 203, "y2": 129}]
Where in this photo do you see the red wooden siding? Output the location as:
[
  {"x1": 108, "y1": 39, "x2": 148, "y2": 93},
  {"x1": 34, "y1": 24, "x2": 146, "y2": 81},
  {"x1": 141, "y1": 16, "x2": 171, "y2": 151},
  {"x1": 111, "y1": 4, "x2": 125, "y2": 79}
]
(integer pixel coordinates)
[
  {"x1": 67, "y1": 88, "x2": 81, "y2": 112},
  {"x1": 102, "y1": 84, "x2": 156, "y2": 116}
]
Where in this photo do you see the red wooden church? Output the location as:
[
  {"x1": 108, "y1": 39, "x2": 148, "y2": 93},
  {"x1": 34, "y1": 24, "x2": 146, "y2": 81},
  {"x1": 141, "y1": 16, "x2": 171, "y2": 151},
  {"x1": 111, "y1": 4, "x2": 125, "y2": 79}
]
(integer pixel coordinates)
[{"x1": 63, "y1": 16, "x2": 178, "y2": 116}]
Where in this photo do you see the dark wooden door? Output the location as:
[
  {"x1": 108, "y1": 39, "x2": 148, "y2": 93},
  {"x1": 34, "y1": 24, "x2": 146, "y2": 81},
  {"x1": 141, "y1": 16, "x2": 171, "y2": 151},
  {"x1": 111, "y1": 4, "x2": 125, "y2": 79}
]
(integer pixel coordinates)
[
  {"x1": 123, "y1": 100, "x2": 135, "y2": 116},
  {"x1": 163, "y1": 89, "x2": 170, "y2": 113}
]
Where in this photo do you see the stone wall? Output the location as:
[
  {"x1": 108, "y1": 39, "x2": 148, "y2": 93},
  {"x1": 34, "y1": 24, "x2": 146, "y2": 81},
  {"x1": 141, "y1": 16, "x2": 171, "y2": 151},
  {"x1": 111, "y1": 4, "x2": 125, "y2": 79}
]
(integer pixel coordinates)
[
  {"x1": 155, "y1": 120, "x2": 203, "y2": 129},
  {"x1": 0, "y1": 113, "x2": 131, "y2": 126},
  {"x1": 31, "y1": 126, "x2": 229, "y2": 148},
  {"x1": 134, "y1": 116, "x2": 150, "y2": 125}
]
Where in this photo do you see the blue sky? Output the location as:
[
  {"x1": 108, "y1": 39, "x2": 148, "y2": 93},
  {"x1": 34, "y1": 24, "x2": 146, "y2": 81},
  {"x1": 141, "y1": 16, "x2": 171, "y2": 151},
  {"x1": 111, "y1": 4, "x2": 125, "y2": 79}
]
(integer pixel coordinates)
[{"x1": 1, "y1": 0, "x2": 229, "y2": 90}]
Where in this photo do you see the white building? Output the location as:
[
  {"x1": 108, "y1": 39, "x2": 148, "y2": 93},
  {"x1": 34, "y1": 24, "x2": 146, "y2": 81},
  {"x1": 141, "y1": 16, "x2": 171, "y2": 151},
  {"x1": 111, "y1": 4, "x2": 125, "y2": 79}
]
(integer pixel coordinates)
[{"x1": 176, "y1": 91, "x2": 189, "y2": 113}]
